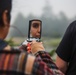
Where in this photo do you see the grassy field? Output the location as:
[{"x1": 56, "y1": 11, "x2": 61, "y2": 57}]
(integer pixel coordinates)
[{"x1": 6, "y1": 37, "x2": 62, "y2": 61}]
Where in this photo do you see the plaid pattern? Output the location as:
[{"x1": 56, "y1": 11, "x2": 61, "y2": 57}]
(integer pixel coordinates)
[
  {"x1": 32, "y1": 58, "x2": 64, "y2": 75},
  {"x1": 33, "y1": 58, "x2": 54, "y2": 75},
  {"x1": 35, "y1": 51, "x2": 58, "y2": 69},
  {"x1": 0, "y1": 50, "x2": 64, "y2": 75},
  {"x1": 0, "y1": 50, "x2": 27, "y2": 75},
  {"x1": 33, "y1": 51, "x2": 64, "y2": 75}
]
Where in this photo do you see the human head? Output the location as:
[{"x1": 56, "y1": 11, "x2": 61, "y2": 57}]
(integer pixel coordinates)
[
  {"x1": 0, "y1": 0, "x2": 12, "y2": 39},
  {"x1": 29, "y1": 19, "x2": 42, "y2": 38}
]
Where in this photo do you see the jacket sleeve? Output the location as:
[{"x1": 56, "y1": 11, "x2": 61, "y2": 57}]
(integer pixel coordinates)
[{"x1": 0, "y1": 50, "x2": 64, "y2": 75}]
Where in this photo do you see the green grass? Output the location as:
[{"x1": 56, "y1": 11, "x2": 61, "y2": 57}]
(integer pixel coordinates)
[{"x1": 6, "y1": 37, "x2": 62, "y2": 61}]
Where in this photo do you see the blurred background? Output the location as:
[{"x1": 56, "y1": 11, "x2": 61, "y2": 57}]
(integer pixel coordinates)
[{"x1": 6, "y1": 0, "x2": 76, "y2": 60}]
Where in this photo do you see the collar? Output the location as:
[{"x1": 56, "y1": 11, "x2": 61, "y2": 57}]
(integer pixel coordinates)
[{"x1": 0, "y1": 39, "x2": 8, "y2": 50}]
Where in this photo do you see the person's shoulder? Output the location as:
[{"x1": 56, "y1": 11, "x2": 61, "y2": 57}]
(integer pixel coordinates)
[
  {"x1": 71, "y1": 20, "x2": 76, "y2": 23},
  {"x1": 67, "y1": 20, "x2": 76, "y2": 31},
  {"x1": 70, "y1": 20, "x2": 76, "y2": 27}
]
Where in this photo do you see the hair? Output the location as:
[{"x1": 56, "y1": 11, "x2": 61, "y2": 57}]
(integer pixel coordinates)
[
  {"x1": 29, "y1": 19, "x2": 42, "y2": 29},
  {"x1": 29, "y1": 19, "x2": 42, "y2": 25},
  {"x1": 0, "y1": 0, "x2": 12, "y2": 26}
]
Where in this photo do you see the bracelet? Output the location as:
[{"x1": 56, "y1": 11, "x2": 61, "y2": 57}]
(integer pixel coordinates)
[{"x1": 35, "y1": 51, "x2": 46, "y2": 57}]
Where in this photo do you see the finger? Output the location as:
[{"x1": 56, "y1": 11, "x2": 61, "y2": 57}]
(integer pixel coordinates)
[{"x1": 27, "y1": 46, "x2": 31, "y2": 51}]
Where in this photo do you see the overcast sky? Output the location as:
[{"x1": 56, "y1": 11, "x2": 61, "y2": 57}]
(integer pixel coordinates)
[{"x1": 11, "y1": 0, "x2": 76, "y2": 24}]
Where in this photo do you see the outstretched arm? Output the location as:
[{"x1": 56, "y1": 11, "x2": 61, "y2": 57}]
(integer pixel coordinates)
[{"x1": 0, "y1": 50, "x2": 64, "y2": 75}]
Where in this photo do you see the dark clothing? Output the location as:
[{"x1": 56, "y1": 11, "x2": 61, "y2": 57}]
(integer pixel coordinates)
[
  {"x1": 56, "y1": 20, "x2": 76, "y2": 75},
  {"x1": 0, "y1": 50, "x2": 64, "y2": 75},
  {"x1": 0, "y1": 39, "x2": 8, "y2": 50}
]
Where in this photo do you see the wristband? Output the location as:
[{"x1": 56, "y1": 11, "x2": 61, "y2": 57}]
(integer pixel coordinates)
[{"x1": 34, "y1": 51, "x2": 46, "y2": 56}]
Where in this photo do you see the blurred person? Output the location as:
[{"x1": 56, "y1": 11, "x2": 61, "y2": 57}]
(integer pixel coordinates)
[
  {"x1": 56, "y1": 21, "x2": 76, "y2": 75},
  {"x1": 0, "y1": 0, "x2": 64, "y2": 75},
  {"x1": 0, "y1": 0, "x2": 11, "y2": 50}
]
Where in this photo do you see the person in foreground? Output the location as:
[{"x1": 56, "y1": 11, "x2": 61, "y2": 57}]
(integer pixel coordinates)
[
  {"x1": 56, "y1": 20, "x2": 76, "y2": 75},
  {"x1": 0, "y1": 0, "x2": 64, "y2": 75}
]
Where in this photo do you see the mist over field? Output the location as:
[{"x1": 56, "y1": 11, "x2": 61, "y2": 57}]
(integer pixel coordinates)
[{"x1": 8, "y1": 0, "x2": 76, "y2": 38}]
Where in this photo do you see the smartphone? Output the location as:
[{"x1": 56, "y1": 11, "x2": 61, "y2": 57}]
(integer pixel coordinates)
[{"x1": 27, "y1": 19, "x2": 42, "y2": 42}]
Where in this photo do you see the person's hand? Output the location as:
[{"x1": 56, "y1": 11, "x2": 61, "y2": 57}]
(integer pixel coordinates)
[
  {"x1": 30, "y1": 41, "x2": 45, "y2": 54},
  {"x1": 19, "y1": 40, "x2": 31, "y2": 53},
  {"x1": 19, "y1": 40, "x2": 32, "y2": 53},
  {"x1": 27, "y1": 43, "x2": 31, "y2": 53}
]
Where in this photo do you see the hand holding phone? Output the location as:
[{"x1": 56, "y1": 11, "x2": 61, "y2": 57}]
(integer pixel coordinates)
[{"x1": 20, "y1": 19, "x2": 42, "y2": 53}]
